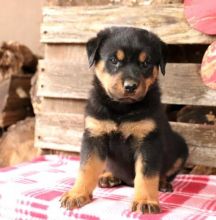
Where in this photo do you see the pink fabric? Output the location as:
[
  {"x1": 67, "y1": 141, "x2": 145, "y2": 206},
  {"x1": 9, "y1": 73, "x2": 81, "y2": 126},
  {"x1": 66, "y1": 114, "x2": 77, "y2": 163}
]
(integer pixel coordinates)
[
  {"x1": 0, "y1": 155, "x2": 216, "y2": 220},
  {"x1": 184, "y1": 0, "x2": 216, "y2": 35}
]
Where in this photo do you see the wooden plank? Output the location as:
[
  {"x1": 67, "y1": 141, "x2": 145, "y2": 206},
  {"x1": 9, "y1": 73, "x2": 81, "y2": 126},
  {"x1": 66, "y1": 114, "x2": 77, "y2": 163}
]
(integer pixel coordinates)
[
  {"x1": 160, "y1": 64, "x2": 216, "y2": 106},
  {"x1": 45, "y1": 0, "x2": 110, "y2": 6},
  {"x1": 37, "y1": 61, "x2": 92, "y2": 99},
  {"x1": 33, "y1": 97, "x2": 86, "y2": 115},
  {"x1": 41, "y1": 5, "x2": 216, "y2": 44},
  {"x1": 36, "y1": 61, "x2": 216, "y2": 106},
  {"x1": 171, "y1": 122, "x2": 216, "y2": 167},
  {"x1": 35, "y1": 113, "x2": 84, "y2": 152},
  {"x1": 35, "y1": 113, "x2": 216, "y2": 167}
]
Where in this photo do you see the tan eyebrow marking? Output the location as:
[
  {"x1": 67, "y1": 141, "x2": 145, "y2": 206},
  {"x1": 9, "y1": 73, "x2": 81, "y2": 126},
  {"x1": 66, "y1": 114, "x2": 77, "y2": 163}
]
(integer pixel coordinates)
[
  {"x1": 116, "y1": 49, "x2": 125, "y2": 61},
  {"x1": 139, "y1": 52, "x2": 147, "y2": 63}
]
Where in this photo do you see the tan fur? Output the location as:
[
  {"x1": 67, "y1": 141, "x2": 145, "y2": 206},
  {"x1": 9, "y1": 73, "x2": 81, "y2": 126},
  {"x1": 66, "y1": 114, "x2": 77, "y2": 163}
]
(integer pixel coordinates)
[
  {"x1": 85, "y1": 116, "x2": 117, "y2": 137},
  {"x1": 119, "y1": 119, "x2": 156, "y2": 140},
  {"x1": 134, "y1": 155, "x2": 159, "y2": 205},
  {"x1": 95, "y1": 62, "x2": 159, "y2": 102},
  {"x1": 67, "y1": 154, "x2": 105, "y2": 196},
  {"x1": 116, "y1": 49, "x2": 125, "y2": 61},
  {"x1": 145, "y1": 66, "x2": 159, "y2": 92},
  {"x1": 138, "y1": 52, "x2": 147, "y2": 63},
  {"x1": 95, "y1": 61, "x2": 124, "y2": 97},
  {"x1": 85, "y1": 116, "x2": 156, "y2": 140},
  {"x1": 166, "y1": 158, "x2": 183, "y2": 176}
]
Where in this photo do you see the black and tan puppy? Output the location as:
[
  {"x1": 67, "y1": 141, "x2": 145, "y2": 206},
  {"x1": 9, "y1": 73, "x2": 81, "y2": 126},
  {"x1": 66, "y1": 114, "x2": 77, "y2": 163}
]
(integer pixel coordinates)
[{"x1": 60, "y1": 27, "x2": 189, "y2": 214}]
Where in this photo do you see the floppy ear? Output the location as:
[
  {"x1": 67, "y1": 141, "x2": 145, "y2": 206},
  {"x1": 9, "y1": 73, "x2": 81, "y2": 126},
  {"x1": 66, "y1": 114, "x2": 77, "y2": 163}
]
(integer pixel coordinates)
[
  {"x1": 86, "y1": 36, "x2": 101, "y2": 67},
  {"x1": 159, "y1": 40, "x2": 167, "y2": 75},
  {"x1": 86, "y1": 28, "x2": 111, "y2": 67}
]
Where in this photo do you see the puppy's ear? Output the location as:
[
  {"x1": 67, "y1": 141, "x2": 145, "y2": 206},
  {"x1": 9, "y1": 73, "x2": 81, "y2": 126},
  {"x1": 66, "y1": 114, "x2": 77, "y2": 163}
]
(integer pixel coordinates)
[
  {"x1": 86, "y1": 28, "x2": 111, "y2": 67},
  {"x1": 86, "y1": 36, "x2": 101, "y2": 67},
  {"x1": 159, "y1": 40, "x2": 167, "y2": 75}
]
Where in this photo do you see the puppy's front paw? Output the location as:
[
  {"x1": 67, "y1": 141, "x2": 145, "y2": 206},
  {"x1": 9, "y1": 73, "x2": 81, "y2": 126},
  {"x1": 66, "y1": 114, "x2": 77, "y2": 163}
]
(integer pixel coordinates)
[
  {"x1": 60, "y1": 190, "x2": 92, "y2": 210},
  {"x1": 131, "y1": 200, "x2": 161, "y2": 214}
]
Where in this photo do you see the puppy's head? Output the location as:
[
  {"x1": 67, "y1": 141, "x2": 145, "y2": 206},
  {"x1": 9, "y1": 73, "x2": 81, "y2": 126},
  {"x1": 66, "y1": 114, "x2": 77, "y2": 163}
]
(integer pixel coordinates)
[{"x1": 86, "y1": 27, "x2": 167, "y2": 103}]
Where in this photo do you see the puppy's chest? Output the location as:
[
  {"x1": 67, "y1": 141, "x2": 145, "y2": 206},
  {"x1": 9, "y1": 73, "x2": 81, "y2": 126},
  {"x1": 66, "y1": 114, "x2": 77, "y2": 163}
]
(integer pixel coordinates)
[{"x1": 85, "y1": 116, "x2": 156, "y2": 141}]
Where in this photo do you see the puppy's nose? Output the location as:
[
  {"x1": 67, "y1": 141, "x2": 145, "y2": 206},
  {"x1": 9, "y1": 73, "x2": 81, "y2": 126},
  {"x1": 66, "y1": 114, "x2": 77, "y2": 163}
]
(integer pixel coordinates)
[{"x1": 124, "y1": 79, "x2": 138, "y2": 93}]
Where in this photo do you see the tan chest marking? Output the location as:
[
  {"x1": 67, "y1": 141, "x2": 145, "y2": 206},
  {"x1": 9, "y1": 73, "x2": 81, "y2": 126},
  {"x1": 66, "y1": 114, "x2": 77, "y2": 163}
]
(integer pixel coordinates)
[
  {"x1": 85, "y1": 116, "x2": 156, "y2": 140},
  {"x1": 85, "y1": 116, "x2": 117, "y2": 137},
  {"x1": 119, "y1": 119, "x2": 156, "y2": 139}
]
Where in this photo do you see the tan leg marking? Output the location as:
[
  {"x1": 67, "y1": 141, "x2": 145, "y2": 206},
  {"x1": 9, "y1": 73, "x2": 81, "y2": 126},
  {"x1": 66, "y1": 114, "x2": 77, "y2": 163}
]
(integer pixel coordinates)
[
  {"x1": 85, "y1": 116, "x2": 117, "y2": 137},
  {"x1": 132, "y1": 155, "x2": 160, "y2": 214},
  {"x1": 119, "y1": 119, "x2": 156, "y2": 140},
  {"x1": 60, "y1": 155, "x2": 105, "y2": 210}
]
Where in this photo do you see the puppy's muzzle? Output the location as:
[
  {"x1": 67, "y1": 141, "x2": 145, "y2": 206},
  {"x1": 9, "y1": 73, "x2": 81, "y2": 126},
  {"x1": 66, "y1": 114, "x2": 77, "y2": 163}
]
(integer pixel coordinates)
[{"x1": 123, "y1": 79, "x2": 139, "y2": 94}]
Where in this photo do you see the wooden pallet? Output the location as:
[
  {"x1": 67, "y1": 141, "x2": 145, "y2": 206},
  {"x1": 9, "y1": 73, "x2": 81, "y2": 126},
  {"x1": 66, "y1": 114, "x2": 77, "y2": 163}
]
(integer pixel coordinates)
[{"x1": 35, "y1": 1, "x2": 216, "y2": 167}]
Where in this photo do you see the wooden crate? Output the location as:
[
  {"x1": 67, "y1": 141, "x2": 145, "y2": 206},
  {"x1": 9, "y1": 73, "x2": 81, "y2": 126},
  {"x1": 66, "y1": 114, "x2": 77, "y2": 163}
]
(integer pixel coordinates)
[{"x1": 35, "y1": 1, "x2": 216, "y2": 167}]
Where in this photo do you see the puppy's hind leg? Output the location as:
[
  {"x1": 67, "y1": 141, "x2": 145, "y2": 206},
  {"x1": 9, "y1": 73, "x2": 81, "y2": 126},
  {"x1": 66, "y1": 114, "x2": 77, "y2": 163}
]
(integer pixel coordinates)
[
  {"x1": 98, "y1": 171, "x2": 122, "y2": 188},
  {"x1": 159, "y1": 131, "x2": 189, "y2": 193}
]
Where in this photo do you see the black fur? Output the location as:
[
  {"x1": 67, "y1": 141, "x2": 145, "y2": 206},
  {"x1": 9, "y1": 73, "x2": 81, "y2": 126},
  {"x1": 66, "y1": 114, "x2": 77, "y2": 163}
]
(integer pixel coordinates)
[{"x1": 84, "y1": 27, "x2": 188, "y2": 187}]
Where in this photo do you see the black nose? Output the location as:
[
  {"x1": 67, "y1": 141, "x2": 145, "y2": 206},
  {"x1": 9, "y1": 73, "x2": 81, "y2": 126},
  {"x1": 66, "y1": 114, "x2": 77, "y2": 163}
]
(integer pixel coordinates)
[{"x1": 124, "y1": 79, "x2": 138, "y2": 93}]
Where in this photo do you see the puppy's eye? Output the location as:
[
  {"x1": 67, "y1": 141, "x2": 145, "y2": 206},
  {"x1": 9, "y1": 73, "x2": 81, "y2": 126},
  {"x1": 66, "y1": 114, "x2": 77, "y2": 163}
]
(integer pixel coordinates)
[
  {"x1": 140, "y1": 59, "x2": 151, "y2": 68},
  {"x1": 109, "y1": 57, "x2": 118, "y2": 65}
]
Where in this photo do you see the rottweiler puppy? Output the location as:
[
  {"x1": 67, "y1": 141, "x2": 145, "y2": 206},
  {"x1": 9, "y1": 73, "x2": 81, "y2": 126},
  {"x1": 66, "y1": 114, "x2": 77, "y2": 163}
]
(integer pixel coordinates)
[{"x1": 60, "y1": 27, "x2": 189, "y2": 214}]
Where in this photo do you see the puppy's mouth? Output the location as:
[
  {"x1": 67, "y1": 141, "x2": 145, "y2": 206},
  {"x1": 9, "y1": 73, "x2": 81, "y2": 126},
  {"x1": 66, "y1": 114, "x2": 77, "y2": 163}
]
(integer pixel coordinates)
[
  {"x1": 118, "y1": 97, "x2": 137, "y2": 103},
  {"x1": 107, "y1": 91, "x2": 140, "y2": 103}
]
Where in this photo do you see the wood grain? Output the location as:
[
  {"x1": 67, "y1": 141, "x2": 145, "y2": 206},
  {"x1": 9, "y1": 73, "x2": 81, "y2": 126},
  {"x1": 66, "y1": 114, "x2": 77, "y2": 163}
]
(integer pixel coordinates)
[
  {"x1": 35, "y1": 113, "x2": 216, "y2": 167},
  {"x1": 36, "y1": 61, "x2": 216, "y2": 106},
  {"x1": 41, "y1": 5, "x2": 216, "y2": 44},
  {"x1": 35, "y1": 113, "x2": 84, "y2": 152},
  {"x1": 170, "y1": 122, "x2": 216, "y2": 167}
]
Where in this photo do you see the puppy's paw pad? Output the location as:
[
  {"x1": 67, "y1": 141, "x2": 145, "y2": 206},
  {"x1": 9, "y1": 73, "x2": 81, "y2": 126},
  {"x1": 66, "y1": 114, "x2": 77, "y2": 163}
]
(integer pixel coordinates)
[
  {"x1": 60, "y1": 191, "x2": 92, "y2": 210},
  {"x1": 131, "y1": 201, "x2": 160, "y2": 214},
  {"x1": 98, "y1": 175, "x2": 122, "y2": 188}
]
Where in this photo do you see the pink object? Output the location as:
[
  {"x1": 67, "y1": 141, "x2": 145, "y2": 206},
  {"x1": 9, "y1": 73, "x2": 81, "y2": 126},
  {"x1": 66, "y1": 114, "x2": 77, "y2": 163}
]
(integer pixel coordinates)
[
  {"x1": 201, "y1": 41, "x2": 216, "y2": 89},
  {"x1": 0, "y1": 155, "x2": 216, "y2": 219},
  {"x1": 184, "y1": 0, "x2": 216, "y2": 35}
]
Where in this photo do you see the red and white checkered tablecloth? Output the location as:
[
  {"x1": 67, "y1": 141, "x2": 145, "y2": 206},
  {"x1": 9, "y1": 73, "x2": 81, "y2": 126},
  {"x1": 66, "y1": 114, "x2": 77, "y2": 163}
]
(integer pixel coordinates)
[{"x1": 0, "y1": 155, "x2": 216, "y2": 220}]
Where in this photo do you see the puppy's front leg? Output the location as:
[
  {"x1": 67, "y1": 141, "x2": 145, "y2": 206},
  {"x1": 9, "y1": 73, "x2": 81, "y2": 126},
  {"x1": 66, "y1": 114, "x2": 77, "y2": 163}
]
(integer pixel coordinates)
[
  {"x1": 60, "y1": 129, "x2": 108, "y2": 210},
  {"x1": 132, "y1": 154, "x2": 160, "y2": 214},
  {"x1": 132, "y1": 133, "x2": 162, "y2": 214}
]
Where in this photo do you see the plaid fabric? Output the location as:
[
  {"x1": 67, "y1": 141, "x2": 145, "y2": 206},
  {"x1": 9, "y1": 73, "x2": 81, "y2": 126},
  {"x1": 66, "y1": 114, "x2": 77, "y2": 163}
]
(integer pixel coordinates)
[{"x1": 0, "y1": 155, "x2": 216, "y2": 220}]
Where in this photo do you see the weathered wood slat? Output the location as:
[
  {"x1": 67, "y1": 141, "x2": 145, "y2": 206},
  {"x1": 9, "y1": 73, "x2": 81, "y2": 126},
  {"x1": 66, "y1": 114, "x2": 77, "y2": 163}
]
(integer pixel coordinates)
[
  {"x1": 41, "y1": 5, "x2": 216, "y2": 44},
  {"x1": 36, "y1": 61, "x2": 216, "y2": 106},
  {"x1": 170, "y1": 122, "x2": 216, "y2": 167},
  {"x1": 35, "y1": 113, "x2": 216, "y2": 167},
  {"x1": 33, "y1": 97, "x2": 86, "y2": 115},
  {"x1": 35, "y1": 113, "x2": 84, "y2": 152}
]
